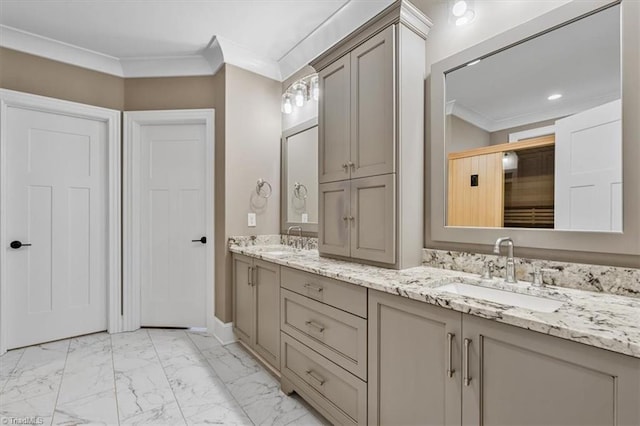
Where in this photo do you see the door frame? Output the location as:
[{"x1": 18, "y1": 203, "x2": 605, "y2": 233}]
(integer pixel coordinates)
[
  {"x1": 123, "y1": 109, "x2": 215, "y2": 333},
  {"x1": 0, "y1": 89, "x2": 122, "y2": 354}
]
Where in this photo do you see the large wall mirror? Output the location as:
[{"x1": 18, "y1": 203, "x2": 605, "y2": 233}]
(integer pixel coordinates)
[
  {"x1": 431, "y1": 0, "x2": 640, "y2": 254},
  {"x1": 281, "y1": 118, "x2": 318, "y2": 234}
]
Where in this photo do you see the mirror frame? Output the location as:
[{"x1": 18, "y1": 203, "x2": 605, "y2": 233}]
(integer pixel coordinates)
[
  {"x1": 281, "y1": 117, "x2": 318, "y2": 235},
  {"x1": 430, "y1": 0, "x2": 640, "y2": 255}
]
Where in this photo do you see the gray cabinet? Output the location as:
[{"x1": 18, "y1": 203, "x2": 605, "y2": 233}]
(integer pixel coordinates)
[
  {"x1": 319, "y1": 55, "x2": 351, "y2": 184},
  {"x1": 320, "y1": 174, "x2": 395, "y2": 264},
  {"x1": 232, "y1": 254, "x2": 280, "y2": 371},
  {"x1": 313, "y1": 1, "x2": 430, "y2": 269},
  {"x1": 369, "y1": 289, "x2": 640, "y2": 426},
  {"x1": 462, "y1": 314, "x2": 640, "y2": 426},
  {"x1": 280, "y1": 266, "x2": 369, "y2": 425},
  {"x1": 350, "y1": 26, "x2": 395, "y2": 180},
  {"x1": 368, "y1": 290, "x2": 462, "y2": 426}
]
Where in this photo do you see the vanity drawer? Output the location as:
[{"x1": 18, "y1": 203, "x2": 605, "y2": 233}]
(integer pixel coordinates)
[
  {"x1": 281, "y1": 289, "x2": 367, "y2": 380},
  {"x1": 281, "y1": 333, "x2": 367, "y2": 426},
  {"x1": 281, "y1": 267, "x2": 367, "y2": 318}
]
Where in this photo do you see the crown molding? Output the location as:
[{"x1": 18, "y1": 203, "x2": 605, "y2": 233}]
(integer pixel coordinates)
[
  {"x1": 450, "y1": 91, "x2": 621, "y2": 133},
  {"x1": 0, "y1": 25, "x2": 280, "y2": 80},
  {"x1": 0, "y1": 25, "x2": 124, "y2": 76},
  {"x1": 1, "y1": 1, "x2": 414, "y2": 82},
  {"x1": 279, "y1": 0, "x2": 395, "y2": 79}
]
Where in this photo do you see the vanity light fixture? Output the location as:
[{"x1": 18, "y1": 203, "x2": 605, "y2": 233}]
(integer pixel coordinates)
[
  {"x1": 548, "y1": 93, "x2": 563, "y2": 100},
  {"x1": 450, "y1": 0, "x2": 475, "y2": 26},
  {"x1": 311, "y1": 76, "x2": 320, "y2": 101},
  {"x1": 281, "y1": 73, "x2": 319, "y2": 115},
  {"x1": 282, "y1": 94, "x2": 293, "y2": 114},
  {"x1": 503, "y1": 151, "x2": 519, "y2": 171}
]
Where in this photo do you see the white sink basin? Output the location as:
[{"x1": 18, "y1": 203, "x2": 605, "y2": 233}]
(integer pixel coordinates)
[{"x1": 437, "y1": 283, "x2": 563, "y2": 313}]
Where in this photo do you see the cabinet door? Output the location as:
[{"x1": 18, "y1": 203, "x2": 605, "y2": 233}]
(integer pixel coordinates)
[
  {"x1": 319, "y1": 181, "x2": 350, "y2": 257},
  {"x1": 319, "y1": 54, "x2": 351, "y2": 183},
  {"x1": 350, "y1": 26, "x2": 395, "y2": 179},
  {"x1": 368, "y1": 290, "x2": 463, "y2": 426},
  {"x1": 253, "y1": 259, "x2": 280, "y2": 370},
  {"x1": 448, "y1": 152, "x2": 504, "y2": 227},
  {"x1": 462, "y1": 314, "x2": 640, "y2": 426},
  {"x1": 350, "y1": 174, "x2": 395, "y2": 264},
  {"x1": 232, "y1": 254, "x2": 253, "y2": 345}
]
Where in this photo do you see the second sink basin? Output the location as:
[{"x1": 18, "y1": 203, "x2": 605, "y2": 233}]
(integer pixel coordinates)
[{"x1": 437, "y1": 282, "x2": 563, "y2": 313}]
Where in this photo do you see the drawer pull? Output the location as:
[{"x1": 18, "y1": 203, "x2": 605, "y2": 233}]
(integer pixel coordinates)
[
  {"x1": 464, "y1": 338, "x2": 472, "y2": 386},
  {"x1": 447, "y1": 332, "x2": 455, "y2": 378},
  {"x1": 305, "y1": 369, "x2": 326, "y2": 386},
  {"x1": 304, "y1": 283, "x2": 323, "y2": 293},
  {"x1": 305, "y1": 320, "x2": 325, "y2": 333}
]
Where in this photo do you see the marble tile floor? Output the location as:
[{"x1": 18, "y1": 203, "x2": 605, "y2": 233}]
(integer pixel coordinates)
[{"x1": 0, "y1": 329, "x2": 328, "y2": 426}]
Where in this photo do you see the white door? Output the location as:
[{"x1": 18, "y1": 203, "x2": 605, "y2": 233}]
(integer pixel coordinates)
[
  {"x1": 555, "y1": 100, "x2": 622, "y2": 231},
  {"x1": 139, "y1": 122, "x2": 207, "y2": 327},
  {"x1": 6, "y1": 107, "x2": 108, "y2": 349}
]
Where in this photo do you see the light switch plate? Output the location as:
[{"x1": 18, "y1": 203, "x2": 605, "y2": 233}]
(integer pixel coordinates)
[
  {"x1": 301, "y1": 213, "x2": 308, "y2": 223},
  {"x1": 248, "y1": 213, "x2": 256, "y2": 227}
]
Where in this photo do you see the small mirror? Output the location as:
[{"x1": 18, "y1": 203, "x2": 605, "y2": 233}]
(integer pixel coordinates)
[
  {"x1": 281, "y1": 118, "x2": 318, "y2": 234},
  {"x1": 445, "y1": 4, "x2": 621, "y2": 232}
]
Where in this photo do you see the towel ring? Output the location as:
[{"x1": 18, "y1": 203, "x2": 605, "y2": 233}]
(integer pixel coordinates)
[
  {"x1": 293, "y1": 182, "x2": 308, "y2": 200},
  {"x1": 256, "y1": 178, "x2": 272, "y2": 199}
]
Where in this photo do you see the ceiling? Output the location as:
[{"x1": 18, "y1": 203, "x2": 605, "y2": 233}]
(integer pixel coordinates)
[
  {"x1": 446, "y1": 3, "x2": 621, "y2": 132},
  {"x1": 0, "y1": 0, "x2": 395, "y2": 80}
]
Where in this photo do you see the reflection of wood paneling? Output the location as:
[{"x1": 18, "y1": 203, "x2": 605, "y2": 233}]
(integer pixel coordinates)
[
  {"x1": 448, "y1": 152, "x2": 503, "y2": 227},
  {"x1": 447, "y1": 135, "x2": 555, "y2": 161},
  {"x1": 504, "y1": 207, "x2": 554, "y2": 228}
]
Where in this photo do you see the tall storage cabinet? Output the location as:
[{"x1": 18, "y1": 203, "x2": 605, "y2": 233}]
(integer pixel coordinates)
[{"x1": 312, "y1": 0, "x2": 432, "y2": 269}]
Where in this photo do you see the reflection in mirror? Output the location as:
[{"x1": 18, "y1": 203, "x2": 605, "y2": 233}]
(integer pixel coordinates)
[
  {"x1": 281, "y1": 119, "x2": 318, "y2": 233},
  {"x1": 445, "y1": 4, "x2": 621, "y2": 232}
]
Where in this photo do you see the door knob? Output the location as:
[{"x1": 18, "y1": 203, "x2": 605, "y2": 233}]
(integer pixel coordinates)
[
  {"x1": 191, "y1": 236, "x2": 207, "y2": 244},
  {"x1": 10, "y1": 240, "x2": 32, "y2": 249}
]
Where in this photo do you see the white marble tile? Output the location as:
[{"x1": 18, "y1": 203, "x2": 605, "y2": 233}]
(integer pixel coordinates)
[
  {"x1": 185, "y1": 402, "x2": 253, "y2": 426},
  {"x1": 186, "y1": 331, "x2": 222, "y2": 351},
  {"x1": 52, "y1": 389, "x2": 119, "y2": 425},
  {"x1": 227, "y1": 370, "x2": 310, "y2": 426},
  {"x1": 0, "y1": 348, "x2": 25, "y2": 390},
  {"x1": 201, "y1": 343, "x2": 261, "y2": 384},
  {"x1": 111, "y1": 330, "x2": 159, "y2": 372},
  {"x1": 119, "y1": 400, "x2": 185, "y2": 426},
  {"x1": 286, "y1": 411, "x2": 330, "y2": 426},
  {"x1": 115, "y1": 363, "x2": 182, "y2": 424},
  {"x1": 0, "y1": 391, "x2": 56, "y2": 426},
  {"x1": 1, "y1": 340, "x2": 69, "y2": 404}
]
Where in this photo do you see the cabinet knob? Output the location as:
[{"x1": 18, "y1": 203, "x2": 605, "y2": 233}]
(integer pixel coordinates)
[{"x1": 342, "y1": 163, "x2": 349, "y2": 170}]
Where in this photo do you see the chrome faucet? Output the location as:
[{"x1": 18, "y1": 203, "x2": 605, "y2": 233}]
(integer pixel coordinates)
[
  {"x1": 287, "y1": 226, "x2": 302, "y2": 249},
  {"x1": 493, "y1": 237, "x2": 517, "y2": 283}
]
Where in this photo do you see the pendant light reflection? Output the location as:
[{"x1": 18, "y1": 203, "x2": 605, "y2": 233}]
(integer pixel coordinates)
[
  {"x1": 281, "y1": 73, "x2": 319, "y2": 115},
  {"x1": 450, "y1": 0, "x2": 475, "y2": 26}
]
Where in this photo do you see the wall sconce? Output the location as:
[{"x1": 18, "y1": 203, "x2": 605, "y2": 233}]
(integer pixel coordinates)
[
  {"x1": 282, "y1": 73, "x2": 318, "y2": 115},
  {"x1": 450, "y1": 0, "x2": 475, "y2": 26}
]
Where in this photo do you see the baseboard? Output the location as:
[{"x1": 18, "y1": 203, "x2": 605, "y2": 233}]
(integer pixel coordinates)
[{"x1": 211, "y1": 317, "x2": 236, "y2": 345}]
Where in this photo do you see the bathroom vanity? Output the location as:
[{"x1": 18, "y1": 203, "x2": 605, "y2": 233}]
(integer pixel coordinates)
[{"x1": 230, "y1": 244, "x2": 640, "y2": 426}]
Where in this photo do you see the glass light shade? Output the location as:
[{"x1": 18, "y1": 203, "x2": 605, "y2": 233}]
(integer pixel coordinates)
[
  {"x1": 295, "y1": 87, "x2": 305, "y2": 107},
  {"x1": 311, "y1": 77, "x2": 319, "y2": 101},
  {"x1": 282, "y1": 96, "x2": 293, "y2": 114}
]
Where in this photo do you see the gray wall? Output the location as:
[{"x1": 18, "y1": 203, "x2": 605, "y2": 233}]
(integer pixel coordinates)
[{"x1": 446, "y1": 114, "x2": 490, "y2": 154}]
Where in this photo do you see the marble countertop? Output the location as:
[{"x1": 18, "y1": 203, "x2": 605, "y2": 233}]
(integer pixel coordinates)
[{"x1": 229, "y1": 244, "x2": 640, "y2": 359}]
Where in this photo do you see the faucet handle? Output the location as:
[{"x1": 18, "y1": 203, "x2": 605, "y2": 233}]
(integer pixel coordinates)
[
  {"x1": 481, "y1": 260, "x2": 495, "y2": 279},
  {"x1": 531, "y1": 265, "x2": 544, "y2": 287}
]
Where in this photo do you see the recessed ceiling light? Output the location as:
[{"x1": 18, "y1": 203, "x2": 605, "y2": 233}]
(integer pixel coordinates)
[
  {"x1": 547, "y1": 94, "x2": 563, "y2": 101},
  {"x1": 467, "y1": 59, "x2": 481, "y2": 67}
]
